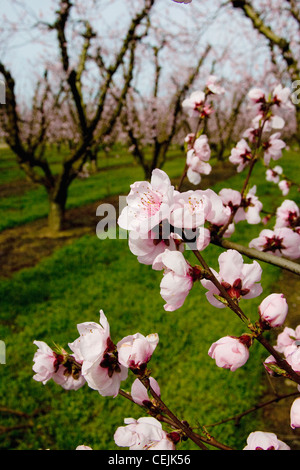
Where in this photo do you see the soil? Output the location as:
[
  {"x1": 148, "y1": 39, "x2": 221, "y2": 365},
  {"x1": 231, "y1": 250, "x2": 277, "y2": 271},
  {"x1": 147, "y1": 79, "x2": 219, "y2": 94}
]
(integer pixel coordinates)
[{"x1": 1, "y1": 160, "x2": 300, "y2": 449}]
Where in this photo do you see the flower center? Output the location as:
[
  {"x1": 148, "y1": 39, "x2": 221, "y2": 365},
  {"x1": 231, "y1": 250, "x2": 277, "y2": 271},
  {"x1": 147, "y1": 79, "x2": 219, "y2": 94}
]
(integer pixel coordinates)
[{"x1": 100, "y1": 337, "x2": 121, "y2": 377}]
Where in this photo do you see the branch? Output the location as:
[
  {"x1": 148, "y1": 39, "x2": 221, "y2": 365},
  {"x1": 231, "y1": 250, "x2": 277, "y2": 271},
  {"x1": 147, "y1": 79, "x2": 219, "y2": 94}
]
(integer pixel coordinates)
[
  {"x1": 213, "y1": 238, "x2": 300, "y2": 276},
  {"x1": 231, "y1": 0, "x2": 299, "y2": 82}
]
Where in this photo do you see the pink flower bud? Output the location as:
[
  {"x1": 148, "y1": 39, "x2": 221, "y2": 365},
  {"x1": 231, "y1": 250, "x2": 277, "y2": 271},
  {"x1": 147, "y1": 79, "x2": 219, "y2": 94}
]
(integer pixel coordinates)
[
  {"x1": 208, "y1": 335, "x2": 250, "y2": 371},
  {"x1": 259, "y1": 293, "x2": 288, "y2": 328},
  {"x1": 290, "y1": 397, "x2": 300, "y2": 429},
  {"x1": 131, "y1": 377, "x2": 160, "y2": 406}
]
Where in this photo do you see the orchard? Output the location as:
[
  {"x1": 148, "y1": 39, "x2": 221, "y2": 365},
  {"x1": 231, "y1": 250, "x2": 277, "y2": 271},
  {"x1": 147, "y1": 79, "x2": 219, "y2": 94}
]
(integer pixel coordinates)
[{"x1": 0, "y1": 0, "x2": 300, "y2": 454}]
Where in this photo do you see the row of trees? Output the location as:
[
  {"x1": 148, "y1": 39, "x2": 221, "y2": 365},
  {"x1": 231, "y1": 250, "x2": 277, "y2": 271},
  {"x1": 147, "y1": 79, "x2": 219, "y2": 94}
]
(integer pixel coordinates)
[{"x1": 0, "y1": 0, "x2": 299, "y2": 232}]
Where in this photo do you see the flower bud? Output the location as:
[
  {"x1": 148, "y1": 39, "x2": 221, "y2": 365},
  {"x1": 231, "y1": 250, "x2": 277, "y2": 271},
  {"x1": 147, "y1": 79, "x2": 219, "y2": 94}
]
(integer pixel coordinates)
[
  {"x1": 208, "y1": 335, "x2": 249, "y2": 371},
  {"x1": 259, "y1": 293, "x2": 288, "y2": 328}
]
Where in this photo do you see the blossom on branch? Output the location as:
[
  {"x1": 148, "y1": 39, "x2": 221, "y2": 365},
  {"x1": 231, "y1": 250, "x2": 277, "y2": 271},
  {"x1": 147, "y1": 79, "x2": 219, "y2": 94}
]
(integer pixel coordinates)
[
  {"x1": 234, "y1": 185, "x2": 263, "y2": 225},
  {"x1": 258, "y1": 293, "x2": 288, "y2": 328},
  {"x1": 278, "y1": 179, "x2": 291, "y2": 196},
  {"x1": 249, "y1": 227, "x2": 300, "y2": 260},
  {"x1": 243, "y1": 431, "x2": 290, "y2": 450},
  {"x1": 32, "y1": 340, "x2": 86, "y2": 391},
  {"x1": 275, "y1": 200, "x2": 300, "y2": 230},
  {"x1": 152, "y1": 249, "x2": 195, "y2": 311},
  {"x1": 229, "y1": 139, "x2": 253, "y2": 173},
  {"x1": 186, "y1": 134, "x2": 212, "y2": 185},
  {"x1": 128, "y1": 229, "x2": 183, "y2": 267},
  {"x1": 74, "y1": 311, "x2": 128, "y2": 397},
  {"x1": 118, "y1": 169, "x2": 175, "y2": 235},
  {"x1": 118, "y1": 333, "x2": 159, "y2": 373},
  {"x1": 205, "y1": 75, "x2": 225, "y2": 95},
  {"x1": 114, "y1": 417, "x2": 176, "y2": 450},
  {"x1": 201, "y1": 249, "x2": 263, "y2": 308},
  {"x1": 262, "y1": 132, "x2": 286, "y2": 166},
  {"x1": 131, "y1": 377, "x2": 161, "y2": 407},
  {"x1": 266, "y1": 166, "x2": 283, "y2": 184},
  {"x1": 208, "y1": 335, "x2": 250, "y2": 371}
]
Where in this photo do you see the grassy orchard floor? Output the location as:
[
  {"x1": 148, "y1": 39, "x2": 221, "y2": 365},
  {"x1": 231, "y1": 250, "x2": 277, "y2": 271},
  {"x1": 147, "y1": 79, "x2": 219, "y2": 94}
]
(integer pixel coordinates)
[{"x1": 0, "y1": 146, "x2": 299, "y2": 450}]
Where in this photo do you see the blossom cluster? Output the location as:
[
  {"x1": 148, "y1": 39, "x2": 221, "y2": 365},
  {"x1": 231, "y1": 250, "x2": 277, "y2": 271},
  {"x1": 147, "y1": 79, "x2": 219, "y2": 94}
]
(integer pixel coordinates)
[{"x1": 33, "y1": 310, "x2": 159, "y2": 397}]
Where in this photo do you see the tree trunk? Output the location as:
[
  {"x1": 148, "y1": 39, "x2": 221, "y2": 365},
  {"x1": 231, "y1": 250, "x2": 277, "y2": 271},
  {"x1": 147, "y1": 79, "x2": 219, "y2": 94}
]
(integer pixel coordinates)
[{"x1": 48, "y1": 199, "x2": 65, "y2": 233}]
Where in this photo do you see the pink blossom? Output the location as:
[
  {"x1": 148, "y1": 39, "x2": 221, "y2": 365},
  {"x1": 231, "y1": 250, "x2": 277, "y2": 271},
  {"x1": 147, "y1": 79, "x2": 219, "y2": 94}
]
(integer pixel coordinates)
[
  {"x1": 275, "y1": 199, "x2": 300, "y2": 230},
  {"x1": 274, "y1": 326, "x2": 299, "y2": 354},
  {"x1": 248, "y1": 88, "x2": 266, "y2": 104},
  {"x1": 186, "y1": 135, "x2": 212, "y2": 185},
  {"x1": 172, "y1": 0, "x2": 192, "y2": 3},
  {"x1": 249, "y1": 227, "x2": 300, "y2": 260},
  {"x1": 201, "y1": 249, "x2": 262, "y2": 308},
  {"x1": 114, "y1": 417, "x2": 176, "y2": 450},
  {"x1": 75, "y1": 311, "x2": 128, "y2": 397},
  {"x1": 128, "y1": 229, "x2": 183, "y2": 267},
  {"x1": 262, "y1": 132, "x2": 286, "y2": 166},
  {"x1": 152, "y1": 249, "x2": 194, "y2": 311},
  {"x1": 285, "y1": 346, "x2": 300, "y2": 373},
  {"x1": 234, "y1": 186, "x2": 262, "y2": 225},
  {"x1": 258, "y1": 293, "x2": 288, "y2": 328},
  {"x1": 272, "y1": 84, "x2": 293, "y2": 108},
  {"x1": 206, "y1": 75, "x2": 225, "y2": 95},
  {"x1": 252, "y1": 113, "x2": 285, "y2": 130},
  {"x1": 32, "y1": 341, "x2": 57, "y2": 385},
  {"x1": 76, "y1": 445, "x2": 93, "y2": 450},
  {"x1": 170, "y1": 189, "x2": 212, "y2": 230},
  {"x1": 184, "y1": 133, "x2": 195, "y2": 150},
  {"x1": 243, "y1": 127, "x2": 261, "y2": 144},
  {"x1": 244, "y1": 431, "x2": 290, "y2": 450},
  {"x1": 278, "y1": 179, "x2": 290, "y2": 196},
  {"x1": 182, "y1": 90, "x2": 206, "y2": 118},
  {"x1": 229, "y1": 139, "x2": 252, "y2": 173},
  {"x1": 32, "y1": 341, "x2": 85, "y2": 391},
  {"x1": 266, "y1": 165, "x2": 283, "y2": 183},
  {"x1": 208, "y1": 336, "x2": 250, "y2": 371},
  {"x1": 290, "y1": 397, "x2": 300, "y2": 429},
  {"x1": 118, "y1": 169, "x2": 175, "y2": 235},
  {"x1": 131, "y1": 377, "x2": 160, "y2": 407},
  {"x1": 203, "y1": 189, "x2": 235, "y2": 238},
  {"x1": 219, "y1": 188, "x2": 242, "y2": 210},
  {"x1": 118, "y1": 333, "x2": 159, "y2": 371}
]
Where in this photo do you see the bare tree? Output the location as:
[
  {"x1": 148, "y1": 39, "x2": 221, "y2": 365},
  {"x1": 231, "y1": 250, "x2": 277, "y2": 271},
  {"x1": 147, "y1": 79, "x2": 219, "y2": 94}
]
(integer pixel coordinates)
[
  {"x1": 0, "y1": 0, "x2": 155, "y2": 232},
  {"x1": 121, "y1": 43, "x2": 211, "y2": 179},
  {"x1": 230, "y1": 0, "x2": 300, "y2": 132}
]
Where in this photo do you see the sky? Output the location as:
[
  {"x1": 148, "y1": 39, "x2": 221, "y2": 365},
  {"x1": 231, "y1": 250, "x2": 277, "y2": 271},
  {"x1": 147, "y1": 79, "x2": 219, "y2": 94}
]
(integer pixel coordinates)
[{"x1": 0, "y1": 0, "x2": 274, "y2": 102}]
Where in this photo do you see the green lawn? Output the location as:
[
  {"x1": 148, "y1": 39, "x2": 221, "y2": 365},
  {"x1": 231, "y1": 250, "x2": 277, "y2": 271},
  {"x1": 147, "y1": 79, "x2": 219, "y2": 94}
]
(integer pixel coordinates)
[{"x1": 1, "y1": 145, "x2": 298, "y2": 450}]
